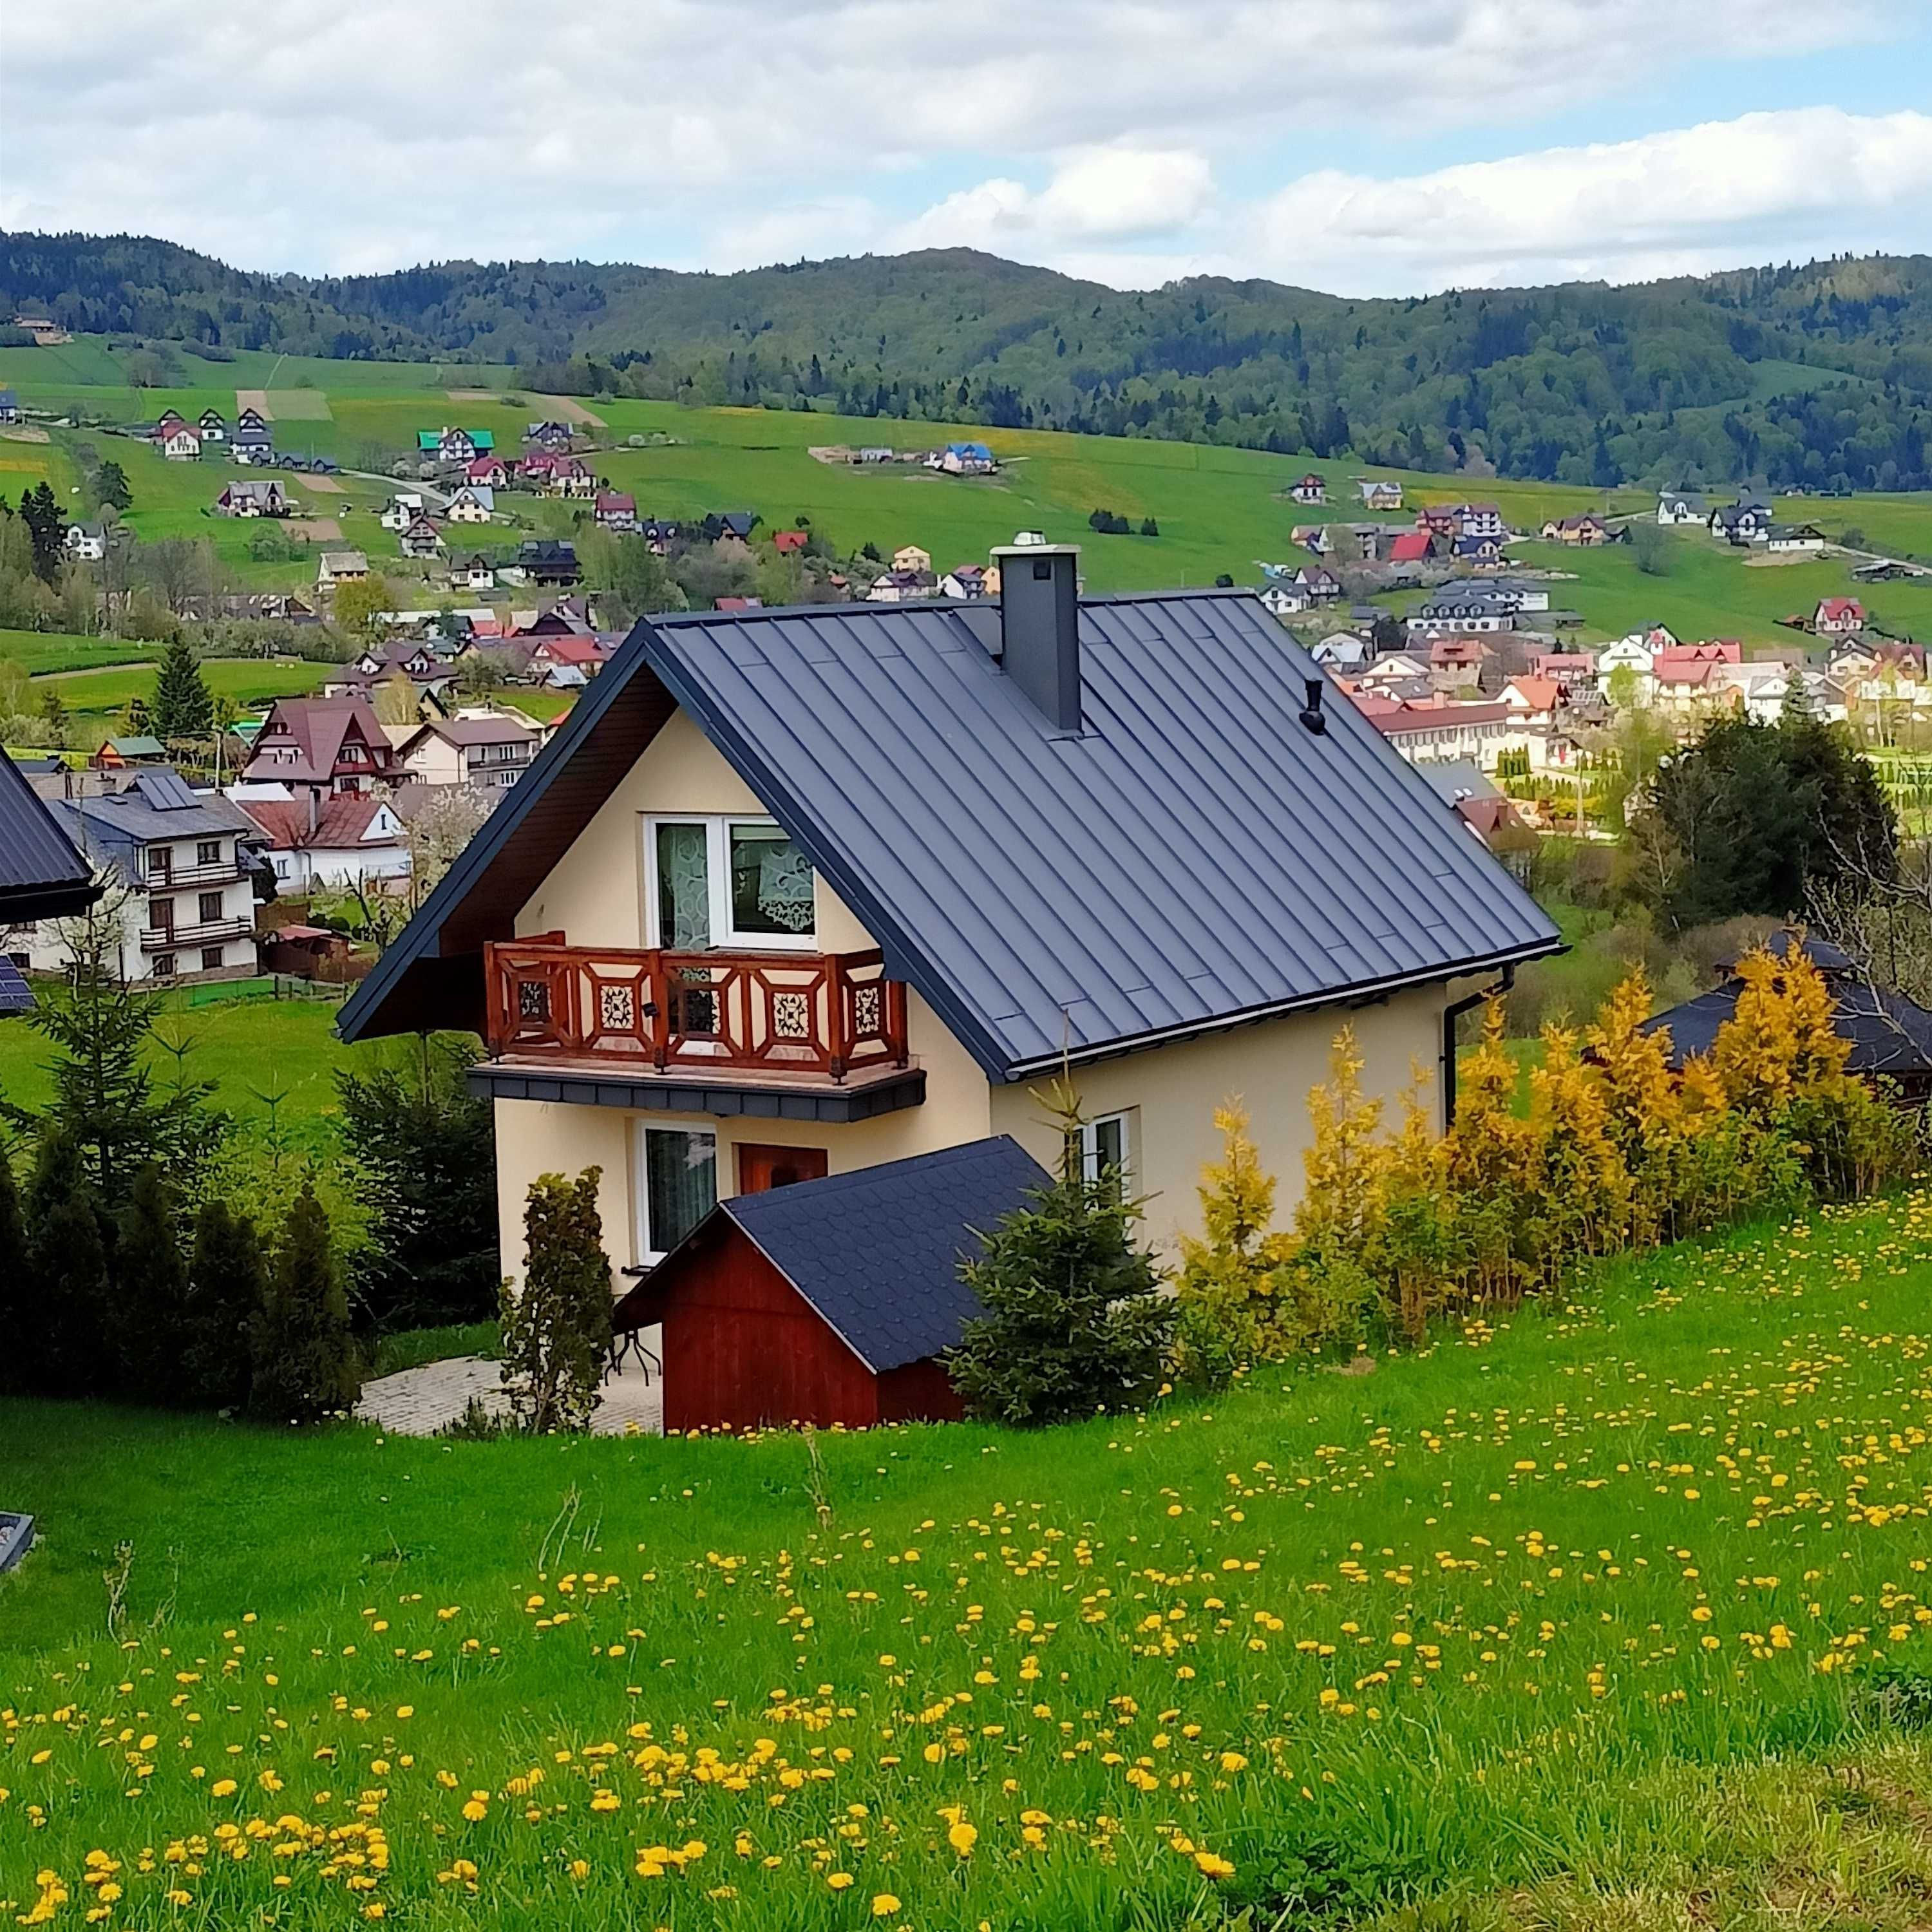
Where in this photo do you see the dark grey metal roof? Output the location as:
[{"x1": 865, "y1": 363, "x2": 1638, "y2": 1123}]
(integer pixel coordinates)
[
  {"x1": 1645, "y1": 978, "x2": 1932, "y2": 1081},
  {"x1": 0, "y1": 754, "x2": 98, "y2": 923},
  {"x1": 623, "y1": 1135, "x2": 1050, "y2": 1372},
  {"x1": 341, "y1": 590, "x2": 1560, "y2": 1070},
  {"x1": 638, "y1": 592, "x2": 1559, "y2": 1074}
]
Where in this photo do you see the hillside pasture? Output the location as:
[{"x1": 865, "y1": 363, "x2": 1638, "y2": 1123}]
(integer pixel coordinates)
[
  {"x1": 33, "y1": 654, "x2": 332, "y2": 717},
  {"x1": 0, "y1": 627, "x2": 158, "y2": 676},
  {"x1": 8, "y1": 1191, "x2": 1932, "y2": 1926}
]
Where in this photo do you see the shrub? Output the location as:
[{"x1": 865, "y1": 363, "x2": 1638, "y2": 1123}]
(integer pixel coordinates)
[
  {"x1": 26, "y1": 1132, "x2": 112, "y2": 1397},
  {"x1": 499, "y1": 1168, "x2": 612, "y2": 1434},
  {"x1": 251, "y1": 1184, "x2": 361, "y2": 1423},
  {"x1": 183, "y1": 1199, "x2": 267, "y2": 1412},
  {"x1": 0, "y1": 1150, "x2": 29, "y2": 1394},
  {"x1": 948, "y1": 1088, "x2": 1173, "y2": 1425},
  {"x1": 1173, "y1": 1103, "x2": 1296, "y2": 1384}
]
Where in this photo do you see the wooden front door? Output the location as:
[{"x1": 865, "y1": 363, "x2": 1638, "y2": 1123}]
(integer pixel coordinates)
[{"x1": 737, "y1": 1144, "x2": 828, "y2": 1195}]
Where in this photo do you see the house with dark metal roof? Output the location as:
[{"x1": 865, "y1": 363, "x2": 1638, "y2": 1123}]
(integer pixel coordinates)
[
  {"x1": 339, "y1": 545, "x2": 1558, "y2": 1302},
  {"x1": 610, "y1": 1136, "x2": 1049, "y2": 1430},
  {"x1": 1642, "y1": 930, "x2": 1932, "y2": 1103},
  {"x1": 0, "y1": 754, "x2": 100, "y2": 945},
  {"x1": 20, "y1": 770, "x2": 258, "y2": 983}
]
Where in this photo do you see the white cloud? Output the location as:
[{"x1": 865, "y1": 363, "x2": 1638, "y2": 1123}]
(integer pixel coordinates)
[{"x1": 0, "y1": 0, "x2": 1904, "y2": 278}]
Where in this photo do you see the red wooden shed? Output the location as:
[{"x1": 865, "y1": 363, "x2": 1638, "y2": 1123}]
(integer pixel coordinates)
[{"x1": 610, "y1": 1136, "x2": 1048, "y2": 1433}]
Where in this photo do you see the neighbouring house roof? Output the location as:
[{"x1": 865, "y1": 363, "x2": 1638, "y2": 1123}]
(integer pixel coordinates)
[
  {"x1": 321, "y1": 549, "x2": 369, "y2": 573},
  {"x1": 240, "y1": 794, "x2": 397, "y2": 852},
  {"x1": 611, "y1": 1136, "x2": 1051, "y2": 1370},
  {"x1": 341, "y1": 590, "x2": 1559, "y2": 1070},
  {"x1": 243, "y1": 697, "x2": 390, "y2": 784},
  {"x1": 100, "y1": 735, "x2": 167, "y2": 759},
  {"x1": 1505, "y1": 676, "x2": 1562, "y2": 711},
  {"x1": 1643, "y1": 932, "x2": 1932, "y2": 1083},
  {"x1": 0, "y1": 954, "x2": 36, "y2": 1014},
  {"x1": 1388, "y1": 531, "x2": 1432, "y2": 562},
  {"x1": 0, "y1": 754, "x2": 100, "y2": 923},
  {"x1": 1817, "y1": 598, "x2": 1864, "y2": 620},
  {"x1": 401, "y1": 716, "x2": 537, "y2": 752}
]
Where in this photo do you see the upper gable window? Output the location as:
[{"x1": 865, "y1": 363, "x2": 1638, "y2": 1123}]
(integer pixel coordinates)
[{"x1": 647, "y1": 815, "x2": 816, "y2": 951}]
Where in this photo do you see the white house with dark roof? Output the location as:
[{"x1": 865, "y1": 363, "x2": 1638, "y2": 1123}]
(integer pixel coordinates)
[{"x1": 339, "y1": 548, "x2": 1558, "y2": 1321}]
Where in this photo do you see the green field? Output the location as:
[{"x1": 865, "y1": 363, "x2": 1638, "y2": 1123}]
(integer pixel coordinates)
[
  {"x1": 0, "y1": 627, "x2": 158, "y2": 676},
  {"x1": 7, "y1": 1189, "x2": 1932, "y2": 1926},
  {"x1": 32, "y1": 654, "x2": 332, "y2": 718}
]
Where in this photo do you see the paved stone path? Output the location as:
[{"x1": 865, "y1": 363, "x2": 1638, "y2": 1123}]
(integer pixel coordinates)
[{"x1": 356, "y1": 1352, "x2": 664, "y2": 1437}]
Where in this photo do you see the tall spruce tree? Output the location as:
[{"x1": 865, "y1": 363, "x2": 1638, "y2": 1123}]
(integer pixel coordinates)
[
  {"x1": 251, "y1": 1184, "x2": 360, "y2": 1423},
  {"x1": 115, "y1": 1162, "x2": 191, "y2": 1401},
  {"x1": 183, "y1": 1198, "x2": 267, "y2": 1412},
  {"x1": 4, "y1": 896, "x2": 223, "y2": 1208},
  {"x1": 26, "y1": 1129, "x2": 113, "y2": 1397},
  {"x1": 946, "y1": 1088, "x2": 1174, "y2": 1426},
  {"x1": 149, "y1": 637, "x2": 214, "y2": 739},
  {"x1": 0, "y1": 1150, "x2": 31, "y2": 1394}
]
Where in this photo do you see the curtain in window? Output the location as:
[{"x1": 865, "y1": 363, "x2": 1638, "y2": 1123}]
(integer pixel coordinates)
[
  {"x1": 730, "y1": 824, "x2": 815, "y2": 936},
  {"x1": 645, "y1": 1129, "x2": 716, "y2": 1253},
  {"x1": 655, "y1": 822, "x2": 710, "y2": 949}
]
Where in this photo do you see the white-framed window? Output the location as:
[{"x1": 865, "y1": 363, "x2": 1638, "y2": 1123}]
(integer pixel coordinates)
[
  {"x1": 1077, "y1": 1110, "x2": 1133, "y2": 1189},
  {"x1": 634, "y1": 1124, "x2": 718, "y2": 1262},
  {"x1": 644, "y1": 815, "x2": 817, "y2": 951}
]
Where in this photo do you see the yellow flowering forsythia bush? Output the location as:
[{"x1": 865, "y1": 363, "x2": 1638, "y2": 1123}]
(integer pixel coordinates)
[{"x1": 1178, "y1": 948, "x2": 1918, "y2": 1368}]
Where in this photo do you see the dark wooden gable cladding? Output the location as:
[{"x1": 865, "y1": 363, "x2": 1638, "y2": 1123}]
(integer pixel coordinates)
[{"x1": 337, "y1": 641, "x2": 679, "y2": 1040}]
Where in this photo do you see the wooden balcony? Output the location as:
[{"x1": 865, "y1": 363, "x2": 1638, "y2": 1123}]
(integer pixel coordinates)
[
  {"x1": 140, "y1": 914, "x2": 254, "y2": 952},
  {"x1": 482, "y1": 937, "x2": 911, "y2": 1084}
]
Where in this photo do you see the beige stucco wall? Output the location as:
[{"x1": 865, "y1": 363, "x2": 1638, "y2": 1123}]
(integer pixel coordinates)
[
  {"x1": 493, "y1": 710, "x2": 993, "y2": 1286},
  {"x1": 989, "y1": 980, "x2": 1462, "y2": 1256}
]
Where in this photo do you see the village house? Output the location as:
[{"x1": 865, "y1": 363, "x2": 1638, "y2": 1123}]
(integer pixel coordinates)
[
  {"x1": 1358, "y1": 695, "x2": 1513, "y2": 768},
  {"x1": 1387, "y1": 530, "x2": 1435, "y2": 566},
  {"x1": 1290, "y1": 473, "x2": 1327, "y2": 505},
  {"x1": 1294, "y1": 565, "x2": 1342, "y2": 601},
  {"x1": 892, "y1": 544, "x2": 934, "y2": 576},
  {"x1": 1766, "y1": 522, "x2": 1826, "y2": 554},
  {"x1": 236, "y1": 406, "x2": 267, "y2": 433},
  {"x1": 0, "y1": 388, "x2": 19, "y2": 425},
  {"x1": 419, "y1": 427, "x2": 495, "y2": 463},
  {"x1": 197, "y1": 408, "x2": 227, "y2": 444},
  {"x1": 465, "y1": 455, "x2": 509, "y2": 489},
  {"x1": 524, "y1": 633, "x2": 611, "y2": 685},
  {"x1": 940, "y1": 565, "x2": 990, "y2": 601},
  {"x1": 1815, "y1": 596, "x2": 1866, "y2": 636},
  {"x1": 1309, "y1": 632, "x2": 1370, "y2": 675},
  {"x1": 1710, "y1": 499, "x2": 1772, "y2": 545},
  {"x1": 231, "y1": 426, "x2": 275, "y2": 466},
  {"x1": 1485, "y1": 579, "x2": 1551, "y2": 615},
  {"x1": 1452, "y1": 532, "x2": 1507, "y2": 564},
  {"x1": 771, "y1": 530, "x2": 808, "y2": 556},
  {"x1": 1532, "y1": 651, "x2": 1598, "y2": 688},
  {"x1": 867, "y1": 568, "x2": 939, "y2": 604},
  {"x1": 525, "y1": 421, "x2": 575, "y2": 449},
  {"x1": 594, "y1": 491, "x2": 639, "y2": 532},
  {"x1": 379, "y1": 493, "x2": 425, "y2": 533},
  {"x1": 1656, "y1": 488, "x2": 1706, "y2": 526},
  {"x1": 338, "y1": 549, "x2": 1557, "y2": 1427},
  {"x1": 24, "y1": 771, "x2": 259, "y2": 984},
  {"x1": 1358, "y1": 479, "x2": 1403, "y2": 511},
  {"x1": 90, "y1": 736, "x2": 169, "y2": 771},
  {"x1": 1455, "y1": 503, "x2": 1507, "y2": 541},
  {"x1": 933, "y1": 441, "x2": 996, "y2": 475},
  {"x1": 398, "y1": 714, "x2": 540, "y2": 790},
  {"x1": 1258, "y1": 580, "x2": 1309, "y2": 619},
  {"x1": 241, "y1": 695, "x2": 399, "y2": 797},
  {"x1": 520, "y1": 451, "x2": 594, "y2": 497},
  {"x1": 214, "y1": 478, "x2": 290, "y2": 518},
  {"x1": 509, "y1": 538, "x2": 581, "y2": 587},
  {"x1": 153, "y1": 418, "x2": 202, "y2": 461},
  {"x1": 1408, "y1": 589, "x2": 1515, "y2": 636},
  {"x1": 1356, "y1": 652, "x2": 1430, "y2": 690},
  {"x1": 62, "y1": 523, "x2": 108, "y2": 563},
  {"x1": 350, "y1": 640, "x2": 446, "y2": 683},
  {"x1": 399, "y1": 514, "x2": 447, "y2": 560},
  {"x1": 461, "y1": 553, "x2": 497, "y2": 593},
  {"x1": 1540, "y1": 513, "x2": 1609, "y2": 547},
  {"x1": 1428, "y1": 636, "x2": 1490, "y2": 694},
  {"x1": 1415, "y1": 504, "x2": 1461, "y2": 542},
  {"x1": 444, "y1": 486, "x2": 495, "y2": 524},
  {"x1": 238, "y1": 791, "x2": 412, "y2": 893},
  {"x1": 317, "y1": 549, "x2": 370, "y2": 592},
  {"x1": 1650, "y1": 642, "x2": 1745, "y2": 723}
]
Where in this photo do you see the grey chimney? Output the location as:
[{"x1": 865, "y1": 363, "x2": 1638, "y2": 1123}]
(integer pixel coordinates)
[{"x1": 989, "y1": 543, "x2": 1082, "y2": 733}]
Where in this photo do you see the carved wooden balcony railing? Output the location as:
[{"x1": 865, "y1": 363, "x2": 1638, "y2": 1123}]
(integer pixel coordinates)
[{"x1": 482, "y1": 936, "x2": 909, "y2": 1082}]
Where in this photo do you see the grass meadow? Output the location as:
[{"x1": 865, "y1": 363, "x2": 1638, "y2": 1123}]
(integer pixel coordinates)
[{"x1": 8, "y1": 1189, "x2": 1932, "y2": 1926}]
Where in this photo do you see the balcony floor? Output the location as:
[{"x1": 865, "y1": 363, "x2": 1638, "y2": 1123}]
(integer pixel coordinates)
[{"x1": 467, "y1": 1052, "x2": 926, "y2": 1122}]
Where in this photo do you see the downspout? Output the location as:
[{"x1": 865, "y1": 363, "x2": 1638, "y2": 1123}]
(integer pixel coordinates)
[{"x1": 1441, "y1": 963, "x2": 1516, "y2": 1126}]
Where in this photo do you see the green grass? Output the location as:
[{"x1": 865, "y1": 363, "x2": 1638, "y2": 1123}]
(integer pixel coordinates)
[
  {"x1": 0, "y1": 629, "x2": 158, "y2": 676},
  {"x1": 372, "y1": 1321, "x2": 502, "y2": 1378},
  {"x1": 6, "y1": 1189, "x2": 1932, "y2": 1926},
  {"x1": 33, "y1": 654, "x2": 332, "y2": 718}
]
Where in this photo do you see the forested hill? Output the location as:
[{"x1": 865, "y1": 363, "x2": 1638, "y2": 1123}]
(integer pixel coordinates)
[{"x1": 5, "y1": 232, "x2": 1931, "y2": 489}]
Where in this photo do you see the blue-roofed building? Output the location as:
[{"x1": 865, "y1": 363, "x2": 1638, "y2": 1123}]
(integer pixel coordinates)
[
  {"x1": 339, "y1": 545, "x2": 1559, "y2": 1291},
  {"x1": 0, "y1": 755, "x2": 99, "y2": 938},
  {"x1": 21, "y1": 770, "x2": 260, "y2": 984}
]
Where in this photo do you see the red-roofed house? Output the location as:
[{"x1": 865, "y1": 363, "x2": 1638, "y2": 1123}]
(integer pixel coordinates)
[
  {"x1": 1815, "y1": 596, "x2": 1866, "y2": 636},
  {"x1": 466, "y1": 455, "x2": 509, "y2": 489},
  {"x1": 772, "y1": 529, "x2": 808, "y2": 554},
  {"x1": 1361, "y1": 697, "x2": 1512, "y2": 765},
  {"x1": 240, "y1": 792, "x2": 412, "y2": 891},
  {"x1": 241, "y1": 696, "x2": 400, "y2": 799},
  {"x1": 1388, "y1": 530, "x2": 1435, "y2": 565},
  {"x1": 526, "y1": 634, "x2": 613, "y2": 683},
  {"x1": 594, "y1": 491, "x2": 639, "y2": 531},
  {"x1": 1532, "y1": 652, "x2": 1598, "y2": 687}
]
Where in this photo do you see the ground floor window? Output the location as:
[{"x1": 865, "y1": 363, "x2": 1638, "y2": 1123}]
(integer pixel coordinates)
[
  {"x1": 200, "y1": 946, "x2": 224, "y2": 971},
  {"x1": 153, "y1": 953, "x2": 176, "y2": 978},
  {"x1": 1075, "y1": 1110, "x2": 1133, "y2": 1189},
  {"x1": 637, "y1": 1126, "x2": 717, "y2": 1261}
]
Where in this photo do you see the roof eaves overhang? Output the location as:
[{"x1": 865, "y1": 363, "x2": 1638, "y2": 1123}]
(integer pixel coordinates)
[{"x1": 999, "y1": 934, "x2": 1564, "y2": 1083}]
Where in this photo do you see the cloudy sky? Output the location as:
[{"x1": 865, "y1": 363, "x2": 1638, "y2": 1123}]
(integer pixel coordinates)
[{"x1": 4, "y1": 1, "x2": 1931, "y2": 295}]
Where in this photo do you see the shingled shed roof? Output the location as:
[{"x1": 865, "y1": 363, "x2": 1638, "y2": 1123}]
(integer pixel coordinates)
[
  {"x1": 614, "y1": 1137, "x2": 1050, "y2": 1372},
  {"x1": 339, "y1": 590, "x2": 1559, "y2": 1073}
]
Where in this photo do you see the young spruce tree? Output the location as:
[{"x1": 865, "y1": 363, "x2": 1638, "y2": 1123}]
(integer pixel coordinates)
[
  {"x1": 183, "y1": 1199, "x2": 267, "y2": 1412},
  {"x1": 114, "y1": 1162, "x2": 191, "y2": 1401},
  {"x1": 26, "y1": 1128, "x2": 113, "y2": 1398},
  {"x1": 500, "y1": 1167, "x2": 612, "y2": 1434},
  {"x1": 947, "y1": 1086, "x2": 1173, "y2": 1426},
  {"x1": 251, "y1": 1183, "x2": 360, "y2": 1423},
  {"x1": 149, "y1": 637, "x2": 214, "y2": 741}
]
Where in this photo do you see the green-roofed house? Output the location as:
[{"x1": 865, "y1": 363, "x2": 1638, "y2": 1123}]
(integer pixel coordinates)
[
  {"x1": 418, "y1": 427, "x2": 495, "y2": 460},
  {"x1": 91, "y1": 735, "x2": 169, "y2": 770}
]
